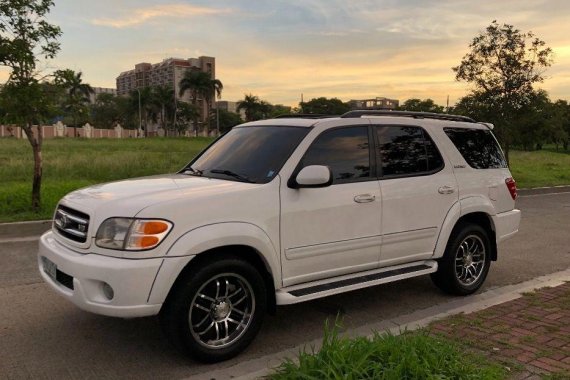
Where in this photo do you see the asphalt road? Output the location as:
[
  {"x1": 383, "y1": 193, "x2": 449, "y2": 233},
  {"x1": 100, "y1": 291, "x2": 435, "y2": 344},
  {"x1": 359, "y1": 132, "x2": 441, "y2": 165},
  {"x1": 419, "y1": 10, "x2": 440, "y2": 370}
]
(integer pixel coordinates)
[{"x1": 1, "y1": 191, "x2": 569, "y2": 379}]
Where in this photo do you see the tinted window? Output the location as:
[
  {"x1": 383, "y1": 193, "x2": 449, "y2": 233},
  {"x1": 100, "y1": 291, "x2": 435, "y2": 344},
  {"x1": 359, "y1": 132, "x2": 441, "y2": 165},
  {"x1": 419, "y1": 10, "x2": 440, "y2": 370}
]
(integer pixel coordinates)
[
  {"x1": 188, "y1": 126, "x2": 309, "y2": 184},
  {"x1": 302, "y1": 127, "x2": 370, "y2": 184},
  {"x1": 376, "y1": 126, "x2": 444, "y2": 177},
  {"x1": 444, "y1": 128, "x2": 507, "y2": 169}
]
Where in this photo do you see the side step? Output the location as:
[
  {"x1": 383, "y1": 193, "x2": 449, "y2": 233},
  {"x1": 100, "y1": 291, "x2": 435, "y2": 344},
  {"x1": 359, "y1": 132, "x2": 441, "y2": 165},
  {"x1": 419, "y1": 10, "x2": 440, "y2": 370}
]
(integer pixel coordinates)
[{"x1": 276, "y1": 260, "x2": 437, "y2": 305}]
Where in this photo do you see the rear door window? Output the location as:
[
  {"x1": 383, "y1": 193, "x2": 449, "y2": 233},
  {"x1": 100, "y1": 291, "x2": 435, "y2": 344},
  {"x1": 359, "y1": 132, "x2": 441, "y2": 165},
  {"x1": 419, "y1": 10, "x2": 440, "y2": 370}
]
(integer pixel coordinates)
[
  {"x1": 443, "y1": 128, "x2": 507, "y2": 169},
  {"x1": 375, "y1": 126, "x2": 444, "y2": 177}
]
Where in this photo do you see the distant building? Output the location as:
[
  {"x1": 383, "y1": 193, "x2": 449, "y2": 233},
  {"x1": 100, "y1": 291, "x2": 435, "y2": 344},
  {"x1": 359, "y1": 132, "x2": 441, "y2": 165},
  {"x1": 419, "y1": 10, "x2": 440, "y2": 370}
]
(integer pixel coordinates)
[
  {"x1": 348, "y1": 97, "x2": 399, "y2": 110},
  {"x1": 216, "y1": 100, "x2": 245, "y2": 120},
  {"x1": 89, "y1": 87, "x2": 116, "y2": 104},
  {"x1": 116, "y1": 56, "x2": 216, "y2": 132}
]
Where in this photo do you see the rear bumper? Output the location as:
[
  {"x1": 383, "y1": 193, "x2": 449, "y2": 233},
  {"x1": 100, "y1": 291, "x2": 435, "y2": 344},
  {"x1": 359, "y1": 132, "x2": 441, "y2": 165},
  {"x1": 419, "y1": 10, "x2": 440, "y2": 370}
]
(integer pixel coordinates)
[
  {"x1": 38, "y1": 231, "x2": 163, "y2": 318},
  {"x1": 492, "y1": 209, "x2": 521, "y2": 243}
]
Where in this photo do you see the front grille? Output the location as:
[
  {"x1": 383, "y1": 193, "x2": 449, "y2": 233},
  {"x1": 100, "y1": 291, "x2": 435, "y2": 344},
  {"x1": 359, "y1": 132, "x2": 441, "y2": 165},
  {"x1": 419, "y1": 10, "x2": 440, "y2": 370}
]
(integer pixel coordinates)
[
  {"x1": 54, "y1": 205, "x2": 90, "y2": 243},
  {"x1": 56, "y1": 269, "x2": 74, "y2": 290}
]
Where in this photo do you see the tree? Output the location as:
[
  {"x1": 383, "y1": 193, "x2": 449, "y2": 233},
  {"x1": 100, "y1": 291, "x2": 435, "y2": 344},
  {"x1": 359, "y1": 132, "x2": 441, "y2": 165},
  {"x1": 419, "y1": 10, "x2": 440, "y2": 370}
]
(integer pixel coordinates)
[
  {"x1": 129, "y1": 87, "x2": 154, "y2": 136},
  {"x1": 204, "y1": 76, "x2": 223, "y2": 135},
  {"x1": 209, "y1": 109, "x2": 242, "y2": 133},
  {"x1": 268, "y1": 104, "x2": 293, "y2": 118},
  {"x1": 53, "y1": 69, "x2": 93, "y2": 100},
  {"x1": 91, "y1": 93, "x2": 124, "y2": 129},
  {"x1": 237, "y1": 94, "x2": 262, "y2": 121},
  {"x1": 174, "y1": 102, "x2": 199, "y2": 136},
  {"x1": 179, "y1": 70, "x2": 222, "y2": 135},
  {"x1": 398, "y1": 98, "x2": 444, "y2": 113},
  {"x1": 237, "y1": 94, "x2": 274, "y2": 121},
  {"x1": 0, "y1": 0, "x2": 62, "y2": 211},
  {"x1": 54, "y1": 69, "x2": 94, "y2": 132},
  {"x1": 152, "y1": 86, "x2": 175, "y2": 133},
  {"x1": 300, "y1": 97, "x2": 350, "y2": 115},
  {"x1": 453, "y1": 20, "x2": 553, "y2": 162}
]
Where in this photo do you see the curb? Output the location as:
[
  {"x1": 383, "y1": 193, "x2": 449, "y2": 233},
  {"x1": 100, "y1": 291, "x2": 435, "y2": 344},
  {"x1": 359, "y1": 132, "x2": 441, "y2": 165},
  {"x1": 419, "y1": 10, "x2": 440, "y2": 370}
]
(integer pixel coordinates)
[
  {"x1": 190, "y1": 268, "x2": 570, "y2": 380},
  {"x1": 0, "y1": 220, "x2": 51, "y2": 240},
  {"x1": 518, "y1": 185, "x2": 570, "y2": 196}
]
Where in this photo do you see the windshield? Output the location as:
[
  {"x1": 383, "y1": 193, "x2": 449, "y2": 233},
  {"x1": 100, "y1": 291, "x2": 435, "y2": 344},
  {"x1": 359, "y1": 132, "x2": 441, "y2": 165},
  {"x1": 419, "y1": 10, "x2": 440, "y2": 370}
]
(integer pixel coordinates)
[{"x1": 184, "y1": 126, "x2": 310, "y2": 184}]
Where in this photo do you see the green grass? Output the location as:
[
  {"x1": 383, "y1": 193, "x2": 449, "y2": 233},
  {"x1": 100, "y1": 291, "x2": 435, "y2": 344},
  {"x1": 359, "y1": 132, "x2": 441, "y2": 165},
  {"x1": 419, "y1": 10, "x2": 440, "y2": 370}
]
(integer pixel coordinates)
[
  {"x1": 0, "y1": 137, "x2": 569, "y2": 222},
  {"x1": 0, "y1": 137, "x2": 213, "y2": 222},
  {"x1": 510, "y1": 148, "x2": 570, "y2": 188},
  {"x1": 268, "y1": 323, "x2": 506, "y2": 380}
]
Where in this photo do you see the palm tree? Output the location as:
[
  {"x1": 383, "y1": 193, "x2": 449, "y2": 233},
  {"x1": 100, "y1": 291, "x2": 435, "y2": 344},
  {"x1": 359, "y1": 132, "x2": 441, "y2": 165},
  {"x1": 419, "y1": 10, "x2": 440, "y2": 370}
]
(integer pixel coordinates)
[
  {"x1": 152, "y1": 86, "x2": 175, "y2": 134},
  {"x1": 53, "y1": 69, "x2": 94, "y2": 132},
  {"x1": 179, "y1": 70, "x2": 223, "y2": 135},
  {"x1": 54, "y1": 69, "x2": 94, "y2": 101},
  {"x1": 204, "y1": 77, "x2": 223, "y2": 135},
  {"x1": 237, "y1": 94, "x2": 262, "y2": 122},
  {"x1": 129, "y1": 87, "x2": 154, "y2": 136}
]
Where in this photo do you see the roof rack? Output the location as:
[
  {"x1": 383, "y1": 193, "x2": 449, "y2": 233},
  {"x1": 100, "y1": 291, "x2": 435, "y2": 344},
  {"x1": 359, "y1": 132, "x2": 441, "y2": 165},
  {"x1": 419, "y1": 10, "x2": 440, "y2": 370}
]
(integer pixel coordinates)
[
  {"x1": 340, "y1": 110, "x2": 476, "y2": 123},
  {"x1": 273, "y1": 114, "x2": 338, "y2": 119}
]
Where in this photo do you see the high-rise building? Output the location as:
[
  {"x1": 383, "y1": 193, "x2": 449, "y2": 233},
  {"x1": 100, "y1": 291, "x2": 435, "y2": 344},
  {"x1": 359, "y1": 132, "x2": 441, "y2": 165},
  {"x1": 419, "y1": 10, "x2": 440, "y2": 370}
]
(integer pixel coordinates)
[
  {"x1": 348, "y1": 97, "x2": 399, "y2": 110},
  {"x1": 116, "y1": 56, "x2": 216, "y2": 131}
]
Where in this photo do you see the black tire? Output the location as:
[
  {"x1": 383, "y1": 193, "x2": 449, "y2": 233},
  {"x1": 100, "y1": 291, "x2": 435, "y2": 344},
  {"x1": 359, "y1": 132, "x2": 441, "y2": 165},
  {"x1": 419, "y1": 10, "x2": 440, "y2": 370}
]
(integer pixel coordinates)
[
  {"x1": 160, "y1": 255, "x2": 267, "y2": 363},
  {"x1": 431, "y1": 222, "x2": 491, "y2": 296}
]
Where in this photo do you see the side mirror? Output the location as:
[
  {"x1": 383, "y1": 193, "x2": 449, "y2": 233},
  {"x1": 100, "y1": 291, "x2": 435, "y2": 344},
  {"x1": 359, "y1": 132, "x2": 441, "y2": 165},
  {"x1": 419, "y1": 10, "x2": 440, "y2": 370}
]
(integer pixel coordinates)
[{"x1": 293, "y1": 165, "x2": 332, "y2": 188}]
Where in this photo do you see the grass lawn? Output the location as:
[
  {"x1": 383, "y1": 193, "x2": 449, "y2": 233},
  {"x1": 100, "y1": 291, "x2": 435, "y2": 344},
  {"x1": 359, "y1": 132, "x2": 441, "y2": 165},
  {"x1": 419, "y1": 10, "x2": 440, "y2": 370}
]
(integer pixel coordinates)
[
  {"x1": 509, "y1": 148, "x2": 570, "y2": 188},
  {"x1": 0, "y1": 137, "x2": 213, "y2": 222},
  {"x1": 0, "y1": 137, "x2": 569, "y2": 222},
  {"x1": 269, "y1": 324, "x2": 507, "y2": 379}
]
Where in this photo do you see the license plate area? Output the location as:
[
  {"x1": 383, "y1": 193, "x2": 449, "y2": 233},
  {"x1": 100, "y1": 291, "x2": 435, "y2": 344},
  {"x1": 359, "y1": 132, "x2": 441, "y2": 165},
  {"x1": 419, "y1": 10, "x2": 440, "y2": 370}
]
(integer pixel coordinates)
[{"x1": 42, "y1": 256, "x2": 57, "y2": 281}]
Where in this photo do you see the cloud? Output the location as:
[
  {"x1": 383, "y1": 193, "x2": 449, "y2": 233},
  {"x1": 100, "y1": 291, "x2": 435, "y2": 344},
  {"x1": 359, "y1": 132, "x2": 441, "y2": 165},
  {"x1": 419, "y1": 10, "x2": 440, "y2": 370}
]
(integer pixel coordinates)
[{"x1": 91, "y1": 4, "x2": 232, "y2": 28}]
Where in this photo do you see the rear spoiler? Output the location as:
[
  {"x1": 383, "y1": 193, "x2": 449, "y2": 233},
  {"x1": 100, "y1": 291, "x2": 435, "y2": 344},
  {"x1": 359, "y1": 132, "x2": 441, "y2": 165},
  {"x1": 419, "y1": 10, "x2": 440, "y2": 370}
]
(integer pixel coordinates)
[{"x1": 480, "y1": 122, "x2": 494, "y2": 130}]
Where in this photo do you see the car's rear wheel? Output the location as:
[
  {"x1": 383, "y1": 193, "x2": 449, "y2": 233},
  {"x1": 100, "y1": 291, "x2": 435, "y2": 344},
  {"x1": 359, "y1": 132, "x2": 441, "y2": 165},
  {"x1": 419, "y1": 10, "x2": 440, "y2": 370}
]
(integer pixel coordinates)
[
  {"x1": 160, "y1": 256, "x2": 266, "y2": 363},
  {"x1": 431, "y1": 222, "x2": 491, "y2": 295}
]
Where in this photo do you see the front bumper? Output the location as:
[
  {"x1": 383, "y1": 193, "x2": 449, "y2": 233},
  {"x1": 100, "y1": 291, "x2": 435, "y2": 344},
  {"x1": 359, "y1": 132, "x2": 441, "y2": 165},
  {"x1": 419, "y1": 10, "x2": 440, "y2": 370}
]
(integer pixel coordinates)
[
  {"x1": 38, "y1": 231, "x2": 163, "y2": 318},
  {"x1": 492, "y1": 209, "x2": 521, "y2": 243}
]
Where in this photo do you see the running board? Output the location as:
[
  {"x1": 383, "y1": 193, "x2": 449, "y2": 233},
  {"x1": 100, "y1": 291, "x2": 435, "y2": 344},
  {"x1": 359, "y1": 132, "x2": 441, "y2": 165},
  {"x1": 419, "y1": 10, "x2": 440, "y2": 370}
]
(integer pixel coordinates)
[{"x1": 276, "y1": 260, "x2": 438, "y2": 305}]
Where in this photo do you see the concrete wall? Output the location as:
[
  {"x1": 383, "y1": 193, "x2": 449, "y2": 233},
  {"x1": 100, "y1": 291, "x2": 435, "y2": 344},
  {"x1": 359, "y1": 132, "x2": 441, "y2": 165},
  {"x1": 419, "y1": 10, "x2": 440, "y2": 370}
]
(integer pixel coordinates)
[{"x1": 0, "y1": 124, "x2": 139, "y2": 139}]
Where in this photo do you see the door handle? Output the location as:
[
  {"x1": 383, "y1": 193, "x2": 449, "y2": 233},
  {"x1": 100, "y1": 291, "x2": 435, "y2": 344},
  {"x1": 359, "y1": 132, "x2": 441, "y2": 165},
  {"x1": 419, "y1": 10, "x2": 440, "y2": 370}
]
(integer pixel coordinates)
[
  {"x1": 438, "y1": 185, "x2": 455, "y2": 195},
  {"x1": 354, "y1": 194, "x2": 376, "y2": 203}
]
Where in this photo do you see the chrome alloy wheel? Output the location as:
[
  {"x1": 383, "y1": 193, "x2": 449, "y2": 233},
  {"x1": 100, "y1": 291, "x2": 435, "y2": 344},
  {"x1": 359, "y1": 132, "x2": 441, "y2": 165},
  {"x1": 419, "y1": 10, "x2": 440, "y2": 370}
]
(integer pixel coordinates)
[
  {"x1": 454, "y1": 235, "x2": 486, "y2": 286},
  {"x1": 189, "y1": 273, "x2": 255, "y2": 349}
]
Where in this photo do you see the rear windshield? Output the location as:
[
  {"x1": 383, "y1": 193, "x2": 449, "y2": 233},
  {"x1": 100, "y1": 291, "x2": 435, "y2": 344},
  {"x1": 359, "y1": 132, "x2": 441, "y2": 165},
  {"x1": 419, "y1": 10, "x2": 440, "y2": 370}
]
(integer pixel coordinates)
[
  {"x1": 185, "y1": 126, "x2": 310, "y2": 184},
  {"x1": 444, "y1": 128, "x2": 507, "y2": 169}
]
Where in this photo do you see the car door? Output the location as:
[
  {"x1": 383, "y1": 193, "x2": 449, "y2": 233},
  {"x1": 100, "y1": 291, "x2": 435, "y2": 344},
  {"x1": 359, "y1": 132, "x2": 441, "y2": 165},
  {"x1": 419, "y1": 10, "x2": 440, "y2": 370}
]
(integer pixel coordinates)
[
  {"x1": 374, "y1": 124, "x2": 458, "y2": 266},
  {"x1": 280, "y1": 123, "x2": 382, "y2": 287}
]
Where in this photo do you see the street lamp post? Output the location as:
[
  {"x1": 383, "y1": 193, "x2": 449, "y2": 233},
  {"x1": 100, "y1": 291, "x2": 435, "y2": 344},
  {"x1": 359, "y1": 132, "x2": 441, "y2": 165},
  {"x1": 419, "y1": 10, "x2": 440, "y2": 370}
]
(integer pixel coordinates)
[
  {"x1": 216, "y1": 103, "x2": 220, "y2": 136},
  {"x1": 136, "y1": 88, "x2": 142, "y2": 138}
]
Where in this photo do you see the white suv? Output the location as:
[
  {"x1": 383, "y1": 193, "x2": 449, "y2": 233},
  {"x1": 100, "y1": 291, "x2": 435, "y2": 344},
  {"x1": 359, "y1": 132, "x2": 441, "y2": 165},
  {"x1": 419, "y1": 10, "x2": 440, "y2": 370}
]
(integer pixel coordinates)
[{"x1": 38, "y1": 111, "x2": 521, "y2": 362}]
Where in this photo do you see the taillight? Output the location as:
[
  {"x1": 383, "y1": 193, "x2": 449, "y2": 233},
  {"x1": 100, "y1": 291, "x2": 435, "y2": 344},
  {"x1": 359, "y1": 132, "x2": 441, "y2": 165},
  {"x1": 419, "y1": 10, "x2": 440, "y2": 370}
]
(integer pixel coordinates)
[{"x1": 505, "y1": 177, "x2": 517, "y2": 200}]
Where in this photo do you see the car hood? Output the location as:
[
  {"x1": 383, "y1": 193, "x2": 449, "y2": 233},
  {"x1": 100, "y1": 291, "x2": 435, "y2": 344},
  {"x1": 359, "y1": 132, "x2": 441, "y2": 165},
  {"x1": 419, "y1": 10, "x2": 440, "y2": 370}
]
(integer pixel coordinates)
[{"x1": 59, "y1": 173, "x2": 255, "y2": 228}]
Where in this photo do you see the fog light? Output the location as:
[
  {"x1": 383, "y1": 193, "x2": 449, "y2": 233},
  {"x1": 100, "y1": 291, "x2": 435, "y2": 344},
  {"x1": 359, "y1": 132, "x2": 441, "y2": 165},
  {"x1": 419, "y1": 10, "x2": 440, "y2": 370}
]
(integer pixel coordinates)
[{"x1": 102, "y1": 282, "x2": 114, "y2": 300}]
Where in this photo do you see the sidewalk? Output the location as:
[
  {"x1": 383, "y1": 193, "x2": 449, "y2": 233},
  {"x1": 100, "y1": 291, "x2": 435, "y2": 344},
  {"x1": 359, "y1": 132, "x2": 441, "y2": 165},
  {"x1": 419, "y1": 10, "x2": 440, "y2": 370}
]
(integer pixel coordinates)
[{"x1": 431, "y1": 282, "x2": 570, "y2": 379}]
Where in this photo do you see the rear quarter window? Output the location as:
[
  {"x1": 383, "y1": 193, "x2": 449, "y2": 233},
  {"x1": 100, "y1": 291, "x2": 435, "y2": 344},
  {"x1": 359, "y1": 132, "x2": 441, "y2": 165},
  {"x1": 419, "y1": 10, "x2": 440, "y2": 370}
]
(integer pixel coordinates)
[{"x1": 444, "y1": 127, "x2": 507, "y2": 169}]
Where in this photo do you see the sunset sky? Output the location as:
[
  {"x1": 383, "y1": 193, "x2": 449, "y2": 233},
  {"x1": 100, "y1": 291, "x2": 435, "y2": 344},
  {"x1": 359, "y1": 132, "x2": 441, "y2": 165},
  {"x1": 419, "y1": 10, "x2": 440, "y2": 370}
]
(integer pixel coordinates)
[{"x1": 2, "y1": 0, "x2": 570, "y2": 107}]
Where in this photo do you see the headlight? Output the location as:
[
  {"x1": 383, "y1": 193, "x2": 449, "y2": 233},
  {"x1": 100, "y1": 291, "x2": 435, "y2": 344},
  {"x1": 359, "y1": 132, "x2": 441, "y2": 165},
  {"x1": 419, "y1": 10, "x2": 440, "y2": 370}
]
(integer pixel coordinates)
[{"x1": 95, "y1": 218, "x2": 173, "y2": 251}]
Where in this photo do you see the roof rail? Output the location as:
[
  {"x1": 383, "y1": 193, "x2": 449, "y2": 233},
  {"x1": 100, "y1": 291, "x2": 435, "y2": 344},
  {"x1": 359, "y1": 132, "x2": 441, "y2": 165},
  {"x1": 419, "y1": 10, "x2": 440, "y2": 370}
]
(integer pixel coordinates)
[
  {"x1": 340, "y1": 110, "x2": 476, "y2": 123},
  {"x1": 273, "y1": 114, "x2": 338, "y2": 119}
]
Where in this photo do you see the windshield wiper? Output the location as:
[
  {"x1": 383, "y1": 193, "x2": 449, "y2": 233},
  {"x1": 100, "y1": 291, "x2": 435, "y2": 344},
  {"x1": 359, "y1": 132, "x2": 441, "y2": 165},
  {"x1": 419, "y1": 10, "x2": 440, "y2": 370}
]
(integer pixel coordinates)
[
  {"x1": 182, "y1": 167, "x2": 203, "y2": 176},
  {"x1": 209, "y1": 169, "x2": 255, "y2": 183}
]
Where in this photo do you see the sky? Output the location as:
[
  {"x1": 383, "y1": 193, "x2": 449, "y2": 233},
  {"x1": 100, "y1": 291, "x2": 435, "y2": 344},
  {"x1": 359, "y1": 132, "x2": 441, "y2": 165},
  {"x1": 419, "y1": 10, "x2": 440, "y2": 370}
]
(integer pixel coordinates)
[{"x1": 2, "y1": 0, "x2": 570, "y2": 107}]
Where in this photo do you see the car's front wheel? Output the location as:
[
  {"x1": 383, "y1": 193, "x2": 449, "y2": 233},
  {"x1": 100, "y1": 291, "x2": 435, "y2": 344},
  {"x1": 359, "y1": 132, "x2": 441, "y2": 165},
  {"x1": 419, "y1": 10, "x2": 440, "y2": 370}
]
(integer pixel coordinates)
[
  {"x1": 431, "y1": 222, "x2": 491, "y2": 295},
  {"x1": 160, "y1": 255, "x2": 266, "y2": 363}
]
